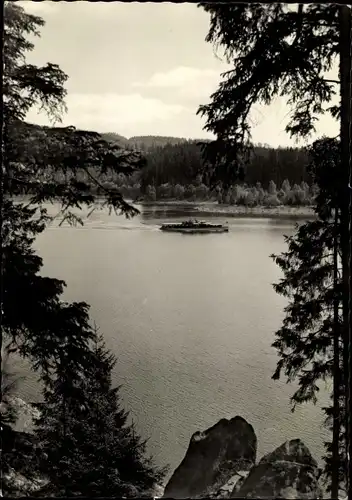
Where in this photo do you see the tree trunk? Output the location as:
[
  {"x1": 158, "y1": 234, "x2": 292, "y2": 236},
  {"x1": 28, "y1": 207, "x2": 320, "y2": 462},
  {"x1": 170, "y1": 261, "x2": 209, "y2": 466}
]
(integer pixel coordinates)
[
  {"x1": 339, "y1": 5, "x2": 352, "y2": 497},
  {"x1": 331, "y1": 207, "x2": 341, "y2": 499}
]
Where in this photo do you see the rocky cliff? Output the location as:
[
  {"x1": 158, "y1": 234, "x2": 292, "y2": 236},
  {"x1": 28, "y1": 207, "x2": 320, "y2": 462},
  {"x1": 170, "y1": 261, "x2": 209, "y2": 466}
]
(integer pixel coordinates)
[
  {"x1": 163, "y1": 416, "x2": 256, "y2": 499},
  {"x1": 163, "y1": 417, "x2": 326, "y2": 500},
  {"x1": 4, "y1": 399, "x2": 335, "y2": 499}
]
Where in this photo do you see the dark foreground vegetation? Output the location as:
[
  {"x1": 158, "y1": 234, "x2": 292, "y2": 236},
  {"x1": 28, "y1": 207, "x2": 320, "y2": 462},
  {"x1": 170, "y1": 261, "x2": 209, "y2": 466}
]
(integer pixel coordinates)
[
  {"x1": 2, "y1": 3, "x2": 167, "y2": 497},
  {"x1": 196, "y1": 4, "x2": 351, "y2": 498},
  {"x1": 2, "y1": 2, "x2": 351, "y2": 499}
]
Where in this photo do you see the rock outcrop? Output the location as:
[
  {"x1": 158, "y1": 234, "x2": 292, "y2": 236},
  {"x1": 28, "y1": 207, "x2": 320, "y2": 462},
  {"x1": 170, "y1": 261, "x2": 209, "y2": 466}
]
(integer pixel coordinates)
[
  {"x1": 2, "y1": 422, "x2": 48, "y2": 498},
  {"x1": 3, "y1": 467, "x2": 48, "y2": 498},
  {"x1": 257, "y1": 439, "x2": 318, "y2": 468},
  {"x1": 231, "y1": 439, "x2": 322, "y2": 499},
  {"x1": 163, "y1": 416, "x2": 257, "y2": 499},
  {"x1": 212, "y1": 470, "x2": 250, "y2": 499},
  {"x1": 3, "y1": 400, "x2": 329, "y2": 500},
  {"x1": 164, "y1": 419, "x2": 325, "y2": 500}
]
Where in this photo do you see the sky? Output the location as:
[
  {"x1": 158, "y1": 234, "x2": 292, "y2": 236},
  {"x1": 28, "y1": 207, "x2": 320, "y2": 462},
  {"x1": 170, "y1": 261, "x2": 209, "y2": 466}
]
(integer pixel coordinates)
[{"x1": 19, "y1": 1, "x2": 339, "y2": 147}]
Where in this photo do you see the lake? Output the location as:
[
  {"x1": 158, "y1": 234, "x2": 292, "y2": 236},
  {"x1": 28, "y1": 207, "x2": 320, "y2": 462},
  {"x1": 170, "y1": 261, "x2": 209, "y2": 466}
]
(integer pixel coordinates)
[{"x1": 14, "y1": 202, "x2": 330, "y2": 477}]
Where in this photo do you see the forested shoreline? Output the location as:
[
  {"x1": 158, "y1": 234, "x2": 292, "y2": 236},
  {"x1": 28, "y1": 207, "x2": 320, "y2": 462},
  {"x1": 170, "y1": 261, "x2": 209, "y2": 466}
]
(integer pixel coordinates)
[
  {"x1": 20, "y1": 129, "x2": 317, "y2": 207},
  {"x1": 114, "y1": 139, "x2": 315, "y2": 206}
]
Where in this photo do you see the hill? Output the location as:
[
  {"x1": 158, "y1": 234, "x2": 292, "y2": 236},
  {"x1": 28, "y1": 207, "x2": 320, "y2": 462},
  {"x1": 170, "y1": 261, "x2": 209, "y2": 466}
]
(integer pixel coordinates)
[
  {"x1": 99, "y1": 133, "x2": 207, "y2": 151},
  {"x1": 99, "y1": 132, "x2": 129, "y2": 146},
  {"x1": 128, "y1": 135, "x2": 188, "y2": 150}
]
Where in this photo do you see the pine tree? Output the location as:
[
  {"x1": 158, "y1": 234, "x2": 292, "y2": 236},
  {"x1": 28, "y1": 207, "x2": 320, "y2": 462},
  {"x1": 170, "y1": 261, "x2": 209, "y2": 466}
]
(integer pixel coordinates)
[
  {"x1": 33, "y1": 331, "x2": 167, "y2": 497},
  {"x1": 197, "y1": 4, "x2": 351, "y2": 495},
  {"x1": 271, "y1": 137, "x2": 346, "y2": 493},
  {"x1": 3, "y1": 2, "x2": 145, "y2": 383},
  {"x1": 197, "y1": 4, "x2": 340, "y2": 167},
  {"x1": 3, "y1": 4, "x2": 164, "y2": 496}
]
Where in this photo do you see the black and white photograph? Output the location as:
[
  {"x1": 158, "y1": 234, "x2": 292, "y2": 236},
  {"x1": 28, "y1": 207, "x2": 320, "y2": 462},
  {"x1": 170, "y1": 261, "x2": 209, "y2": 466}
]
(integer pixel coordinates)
[{"x1": 2, "y1": 2, "x2": 352, "y2": 499}]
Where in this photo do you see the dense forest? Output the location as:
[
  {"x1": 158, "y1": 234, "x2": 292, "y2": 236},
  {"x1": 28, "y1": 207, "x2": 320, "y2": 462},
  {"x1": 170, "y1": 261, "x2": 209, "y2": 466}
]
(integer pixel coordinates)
[
  {"x1": 99, "y1": 133, "x2": 311, "y2": 187},
  {"x1": 32, "y1": 132, "x2": 315, "y2": 206}
]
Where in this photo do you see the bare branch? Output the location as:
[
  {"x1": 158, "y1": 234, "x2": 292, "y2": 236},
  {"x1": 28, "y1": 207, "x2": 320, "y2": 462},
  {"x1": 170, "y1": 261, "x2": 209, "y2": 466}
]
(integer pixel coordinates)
[{"x1": 324, "y1": 79, "x2": 340, "y2": 84}]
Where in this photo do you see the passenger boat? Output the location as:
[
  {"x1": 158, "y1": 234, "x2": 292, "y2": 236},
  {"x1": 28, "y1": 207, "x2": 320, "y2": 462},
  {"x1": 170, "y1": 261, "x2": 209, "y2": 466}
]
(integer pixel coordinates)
[{"x1": 160, "y1": 219, "x2": 229, "y2": 234}]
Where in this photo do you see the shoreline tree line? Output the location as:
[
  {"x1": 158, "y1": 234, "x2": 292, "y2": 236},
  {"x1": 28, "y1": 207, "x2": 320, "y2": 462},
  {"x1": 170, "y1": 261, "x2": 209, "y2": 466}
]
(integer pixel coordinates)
[{"x1": 17, "y1": 132, "x2": 317, "y2": 206}]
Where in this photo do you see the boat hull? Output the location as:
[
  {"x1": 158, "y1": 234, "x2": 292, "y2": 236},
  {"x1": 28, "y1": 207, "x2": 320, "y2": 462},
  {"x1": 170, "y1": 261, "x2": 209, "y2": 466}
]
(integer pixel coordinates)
[{"x1": 160, "y1": 226, "x2": 229, "y2": 234}]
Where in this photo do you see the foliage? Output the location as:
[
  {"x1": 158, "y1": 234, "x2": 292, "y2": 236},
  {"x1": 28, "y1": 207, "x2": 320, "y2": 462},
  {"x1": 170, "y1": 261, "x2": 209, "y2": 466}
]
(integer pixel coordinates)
[
  {"x1": 3, "y1": 1, "x2": 146, "y2": 381},
  {"x1": 45, "y1": 134, "x2": 311, "y2": 195},
  {"x1": 3, "y1": 1, "x2": 67, "y2": 123},
  {"x1": 140, "y1": 140, "x2": 204, "y2": 189},
  {"x1": 271, "y1": 138, "x2": 346, "y2": 492},
  {"x1": 3, "y1": 3, "x2": 165, "y2": 497},
  {"x1": 197, "y1": 4, "x2": 339, "y2": 185},
  {"x1": 2, "y1": 198, "x2": 96, "y2": 385},
  {"x1": 16, "y1": 125, "x2": 314, "y2": 202},
  {"x1": 4, "y1": 2, "x2": 146, "y2": 217},
  {"x1": 129, "y1": 135, "x2": 189, "y2": 151},
  {"x1": 198, "y1": 4, "x2": 346, "y2": 494},
  {"x1": 132, "y1": 179, "x2": 315, "y2": 206},
  {"x1": 33, "y1": 331, "x2": 167, "y2": 497},
  {"x1": 139, "y1": 140, "x2": 310, "y2": 190},
  {"x1": 5, "y1": 120, "x2": 145, "y2": 220}
]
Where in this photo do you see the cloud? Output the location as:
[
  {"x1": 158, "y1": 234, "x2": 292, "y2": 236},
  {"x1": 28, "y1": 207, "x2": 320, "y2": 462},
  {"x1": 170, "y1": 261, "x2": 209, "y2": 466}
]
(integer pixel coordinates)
[
  {"x1": 133, "y1": 66, "x2": 225, "y2": 104},
  {"x1": 134, "y1": 66, "x2": 221, "y2": 89},
  {"x1": 25, "y1": 92, "x2": 187, "y2": 136}
]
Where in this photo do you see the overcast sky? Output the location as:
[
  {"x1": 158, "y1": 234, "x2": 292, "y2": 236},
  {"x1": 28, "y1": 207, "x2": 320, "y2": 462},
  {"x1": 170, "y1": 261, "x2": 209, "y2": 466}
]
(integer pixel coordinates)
[{"x1": 20, "y1": 1, "x2": 339, "y2": 147}]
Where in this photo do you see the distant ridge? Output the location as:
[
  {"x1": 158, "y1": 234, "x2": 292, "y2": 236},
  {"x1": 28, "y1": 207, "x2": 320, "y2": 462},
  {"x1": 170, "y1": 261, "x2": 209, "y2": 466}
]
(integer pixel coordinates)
[
  {"x1": 23, "y1": 123, "x2": 208, "y2": 151},
  {"x1": 100, "y1": 133, "x2": 209, "y2": 151},
  {"x1": 99, "y1": 132, "x2": 129, "y2": 145}
]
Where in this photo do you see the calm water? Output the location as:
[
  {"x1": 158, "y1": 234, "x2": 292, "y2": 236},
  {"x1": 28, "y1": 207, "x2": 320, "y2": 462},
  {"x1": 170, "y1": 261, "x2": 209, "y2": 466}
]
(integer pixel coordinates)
[{"x1": 14, "y1": 203, "x2": 329, "y2": 476}]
